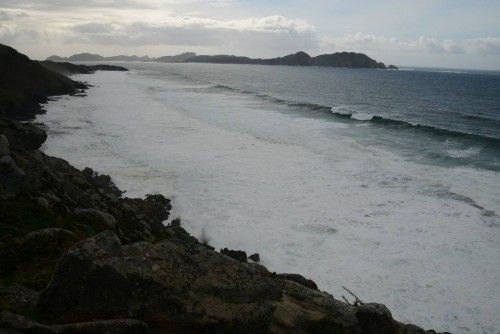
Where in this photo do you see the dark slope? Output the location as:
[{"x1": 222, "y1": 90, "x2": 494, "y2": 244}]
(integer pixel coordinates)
[
  {"x1": 39, "y1": 61, "x2": 128, "y2": 75},
  {"x1": 312, "y1": 52, "x2": 386, "y2": 68},
  {"x1": 0, "y1": 44, "x2": 86, "y2": 120}
]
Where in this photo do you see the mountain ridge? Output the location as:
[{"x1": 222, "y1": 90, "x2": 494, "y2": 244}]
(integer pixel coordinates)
[{"x1": 47, "y1": 51, "x2": 398, "y2": 69}]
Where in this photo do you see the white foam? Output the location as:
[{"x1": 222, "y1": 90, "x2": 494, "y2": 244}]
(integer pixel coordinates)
[
  {"x1": 38, "y1": 69, "x2": 500, "y2": 334},
  {"x1": 351, "y1": 112, "x2": 374, "y2": 121},
  {"x1": 446, "y1": 147, "x2": 481, "y2": 158}
]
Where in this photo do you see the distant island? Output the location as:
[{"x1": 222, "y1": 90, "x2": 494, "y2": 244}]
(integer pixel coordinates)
[{"x1": 47, "y1": 51, "x2": 398, "y2": 69}]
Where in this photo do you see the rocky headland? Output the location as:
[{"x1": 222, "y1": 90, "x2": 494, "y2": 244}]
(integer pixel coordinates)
[
  {"x1": 1, "y1": 43, "x2": 443, "y2": 333},
  {"x1": 39, "y1": 61, "x2": 128, "y2": 76}
]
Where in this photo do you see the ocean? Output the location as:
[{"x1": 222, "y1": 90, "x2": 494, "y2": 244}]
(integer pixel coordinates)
[{"x1": 38, "y1": 63, "x2": 500, "y2": 333}]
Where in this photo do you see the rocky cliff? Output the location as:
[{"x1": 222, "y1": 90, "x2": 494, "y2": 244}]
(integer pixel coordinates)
[
  {"x1": 39, "y1": 61, "x2": 128, "y2": 75},
  {"x1": 1, "y1": 44, "x2": 441, "y2": 333},
  {"x1": 0, "y1": 44, "x2": 86, "y2": 120}
]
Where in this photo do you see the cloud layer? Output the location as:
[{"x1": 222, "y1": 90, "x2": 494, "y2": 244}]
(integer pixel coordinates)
[{"x1": 324, "y1": 33, "x2": 500, "y2": 56}]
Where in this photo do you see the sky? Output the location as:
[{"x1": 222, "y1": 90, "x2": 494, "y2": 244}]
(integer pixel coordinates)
[{"x1": 0, "y1": 0, "x2": 499, "y2": 69}]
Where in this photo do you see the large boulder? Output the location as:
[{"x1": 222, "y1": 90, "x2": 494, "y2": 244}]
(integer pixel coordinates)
[
  {"x1": 37, "y1": 231, "x2": 282, "y2": 333},
  {"x1": 37, "y1": 230, "x2": 442, "y2": 334},
  {"x1": 0, "y1": 228, "x2": 79, "y2": 290},
  {"x1": 74, "y1": 208, "x2": 117, "y2": 231},
  {"x1": 0, "y1": 284, "x2": 39, "y2": 314},
  {"x1": 0, "y1": 119, "x2": 47, "y2": 151},
  {"x1": 276, "y1": 273, "x2": 318, "y2": 290}
]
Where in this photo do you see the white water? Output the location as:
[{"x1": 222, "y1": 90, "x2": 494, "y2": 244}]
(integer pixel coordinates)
[{"x1": 39, "y1": 70, "x2": 500, "y2": 333}]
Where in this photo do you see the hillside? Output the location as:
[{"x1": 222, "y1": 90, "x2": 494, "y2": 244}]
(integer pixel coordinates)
[
  {"x1": 0, "y1": 44, "x2": 85, "y2": 120},
  {"x1": 39, "y1": 61, "x2": 128, "y2": 75}
]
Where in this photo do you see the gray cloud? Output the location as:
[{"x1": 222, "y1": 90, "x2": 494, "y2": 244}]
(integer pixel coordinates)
[
  {"x1": 0, "y1": 0, "x2": 152, "y2": 9},
  {"x1": 322, "y1": 33, "x2": 500, "y2": 56},
  {"x1": 64, "y1": 19, "x2": 318, "y2": 56},
  {"x1": 0, "y1": 10, "x2": 28, "y2": 20},
  {"x1": 72, "y1": 22, "x2": 115, "y2": 34},
  {"x1": 0, "y1": 23, "x2": 40, "y2": 44}
]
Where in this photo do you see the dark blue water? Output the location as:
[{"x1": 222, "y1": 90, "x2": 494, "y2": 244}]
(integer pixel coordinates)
[{"x1": 124, "y1": 62, "x2": 500, "y2": 171}]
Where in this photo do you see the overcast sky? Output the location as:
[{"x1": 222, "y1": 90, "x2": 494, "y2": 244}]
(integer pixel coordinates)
[{"x1": 1, "y1": 0, "x2": 499, "y2": 69}]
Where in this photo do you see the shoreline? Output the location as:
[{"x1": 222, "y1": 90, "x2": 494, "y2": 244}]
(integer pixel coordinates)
[{"x1": 1, "y1": 43, "x2": 449, "y2": 333}]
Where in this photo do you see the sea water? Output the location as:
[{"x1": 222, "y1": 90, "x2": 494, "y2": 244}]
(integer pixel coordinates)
[{"x1": 39, "y1": 63, "x2": 500, "y2": 333}]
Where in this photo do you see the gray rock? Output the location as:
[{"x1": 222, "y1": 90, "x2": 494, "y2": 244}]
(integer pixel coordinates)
[
  {"x1": 354, "y1": 303, "x2": 397, "y2": 334},
  {"x1": 48, "y1": 319, "x2": 150, "y2": 334},
  {"x1": 37, "y1": 230, "x2": 442, "y2": 333},
  {"x1": 277, "y1": 273, "x2": 318, "y2": 290},
  {"x1": 38, "y1": 231, "x2": 281, "y2": 332},
  {"x1": 0, "y1": 156, "x2": 25, "y2": 196},
  {"x1": 0, "y1": 311, "x2": 149, "y2": 334},
  {"x1": 74, "y1": 209, "x2": 117, "y2": 230},
  {"x1": 0, "y1": 119, "x2": 47, "y2": 151},
  {"x1": 0, "y1": 311, "x2": 41, "y2": 333},
  {"x1": 0, "y1": 285, "x2": 39, "y2": 314},
  {"x1": 15, "y1": 228, "x2": 77, "y2": 247},
  {"x1": 249, "y1": 253, "x2": 260, "y2": 263},
  {"x1": 0, "y1": 135, "x2": 9, "y2": 156},
  {"x1": 90, "y1": 193, "x2": 100, "y2": 202},
  {"x1": 42, "y1": 191, "x2": 61, "y2": 204},
  {"x1": 35, "y1": 197, "x2": 50, "y2": 209},
  {"x1": 220, "y1": 247, "x2": 247, "y2": 262},
  {"x1": 1, "y1": 228, "x2": 80, "y2": 289}
]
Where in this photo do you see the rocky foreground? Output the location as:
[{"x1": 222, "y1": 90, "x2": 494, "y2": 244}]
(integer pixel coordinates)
[{"x1": 0, "y1": 43, "x2": 445, "y2": 333}]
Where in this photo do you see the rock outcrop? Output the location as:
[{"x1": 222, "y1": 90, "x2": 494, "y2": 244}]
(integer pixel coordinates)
[
  {"x1": 40, "y1": 61, "x2": 128, "y2": 75},
  {"x1": 35, "y1": 230, "x2": 443, "y2": 334},
  {"x1": 0, "y1": 311, "x2": 150, "y2": 334},
  {"x1": 0, "y1": 43, "x2": 86, "y2": 120},
  {"x1": 0, "y1": 117, "x2": 171, "y2": 290}
]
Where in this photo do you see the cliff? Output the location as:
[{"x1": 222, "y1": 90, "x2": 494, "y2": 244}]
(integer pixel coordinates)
[
  {"x1": 0, "y1": 44, "x2": 86, "y2": 120},
  {"x1": 39, "y1": 61, "x2": 128, "y2": 75},
  {"x1": 1, "y1": 44, "x2": 439, "y2": 334}
]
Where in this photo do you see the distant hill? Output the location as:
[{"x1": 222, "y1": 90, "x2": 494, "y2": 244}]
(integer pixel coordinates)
[
  {"x1": 47, "y1": 53, "x2": 150, "y2": 62},
  {"x1": 186, "y1": 51, "x2": 395, "y2": 69},
  {"x1": 46, "y1": 51, "x2": 397, "y2": 69},
  {"x1": 311, "y1": 52, "x2": 387, "y2": 68},
  {"x1": 47, "y1": 53, "x2": 194, "y2": 63},
  {"x1": 184, "y1": 54, "x2": 256, "y2": 64},
  {"x1": 156, "y1": 52, "x2": 196, "y2": 63},
  {"x1": 0, "y1": 43, "x2": 85, "y2": 120}
]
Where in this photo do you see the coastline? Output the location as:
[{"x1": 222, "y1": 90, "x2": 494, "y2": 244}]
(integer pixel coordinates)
[{"x1": 0, "y1": 44, "x2": 449, "y2": 333}]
